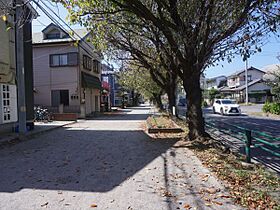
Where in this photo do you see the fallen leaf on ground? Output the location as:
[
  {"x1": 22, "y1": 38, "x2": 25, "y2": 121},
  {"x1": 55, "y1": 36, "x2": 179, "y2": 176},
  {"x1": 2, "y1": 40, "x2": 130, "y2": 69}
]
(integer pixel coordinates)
[
  {"x1": 162, "y1": 191, "x2": 173, "y2": 197},
  {"x1": 183, "y1": 203, "x2": 191, "y2": 209},
  {"x1": 206, "y1": 188, "x2": 219, "y2": 194},
  {"x1": 217, "y1": 194, "x2": 231, "y2": 198},
  {"x1": 212, "y1": 201, "x2": 223, "y2": 205},
  {"x1": 90, "y1": 204, "x2": 97, "y2": 208},
  {"x1": 200, "y1": 174, "x2": 210, "y2": 182},
  {"x1": 203, "y1": 197, "x2": 211, "y2": 202},
  {"x1": 41, "y1": 202, "x2": 48, "y2": 207}
]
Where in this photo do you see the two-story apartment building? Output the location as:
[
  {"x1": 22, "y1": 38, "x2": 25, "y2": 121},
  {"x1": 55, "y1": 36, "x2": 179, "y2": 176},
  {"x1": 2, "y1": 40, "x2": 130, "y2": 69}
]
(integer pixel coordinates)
[
  {"x1": 0, "y1": 1, "x2": 37, "y2": 133},
  {"x1": 220, "y1": 67, "x2": 271, "y2": 103},
  {"x1": 32, "y1": 24, "x2": 102, "y2": 118}
]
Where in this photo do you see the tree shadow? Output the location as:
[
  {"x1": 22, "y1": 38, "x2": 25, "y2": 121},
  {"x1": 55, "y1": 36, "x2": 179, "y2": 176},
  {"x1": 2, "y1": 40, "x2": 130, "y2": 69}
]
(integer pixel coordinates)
[
  {"x1": 126, "y1": 106, "x2": 152, "y2": 111},
  {"x1": 206, "y1": 114, "x2": 280, "y2": 137},
  {"x1": 206, "y1": 127, "x2": 280, "y2": 174},
  {"x1": 0, "y1": 127, "x2": 178, "y2": 193},
  {"x1": 160, "y1": 147, "x2": 238, "y2": 210},
  {"x1": 94, "y1": 114, "x2": 151, "y2": 121}
]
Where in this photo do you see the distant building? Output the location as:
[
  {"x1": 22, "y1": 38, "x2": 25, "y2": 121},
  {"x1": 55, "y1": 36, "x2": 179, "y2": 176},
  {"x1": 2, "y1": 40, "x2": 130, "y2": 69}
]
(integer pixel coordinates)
[
  {"x1": 32, "y1": 24, "x2": 102, "y2": 117},
  {"x1": 205, "y1": 76, "x2": 227, "y2": 90},
  {"x1": 220, "y1": 67, "x2": 271, "y2": 103},
  {"x1": 101, "y1": 64, "x2": 113, "y2": 111},
  {"x1": 101, "y1": 65, "x2": 133, "y2": 107}
]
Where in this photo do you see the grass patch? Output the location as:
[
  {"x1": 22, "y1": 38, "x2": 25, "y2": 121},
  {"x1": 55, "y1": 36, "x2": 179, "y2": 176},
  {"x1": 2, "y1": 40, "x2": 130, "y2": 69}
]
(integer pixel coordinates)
[
  {"x1": 147, "y1": 116, "x2": 176, "y2": 129},
  {"x1": 249, "y1": 112, "x2": 280, "y2": 119}
]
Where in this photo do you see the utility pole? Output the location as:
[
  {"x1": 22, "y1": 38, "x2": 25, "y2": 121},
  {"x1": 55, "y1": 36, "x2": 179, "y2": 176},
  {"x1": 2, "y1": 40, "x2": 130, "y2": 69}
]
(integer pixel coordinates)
[
  {"x1": 245, "y1": 53, "x2": 249, "y2": 105},
  {"x1": 15, "y1": 0, "x2": 26, "y2": 135},
  {"x1": 244, "y1": 35, "x2": 249, "y2": 105}
]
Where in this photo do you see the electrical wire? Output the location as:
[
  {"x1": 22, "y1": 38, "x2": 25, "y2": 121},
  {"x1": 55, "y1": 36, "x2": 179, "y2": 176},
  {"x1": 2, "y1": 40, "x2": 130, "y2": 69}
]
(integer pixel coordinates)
[
  {"x1": 40, "y1": 0, "x2": 96, "y2": 54},
  {"x1": 32, "y1": 0, "x2": 96, "y2": 59}
]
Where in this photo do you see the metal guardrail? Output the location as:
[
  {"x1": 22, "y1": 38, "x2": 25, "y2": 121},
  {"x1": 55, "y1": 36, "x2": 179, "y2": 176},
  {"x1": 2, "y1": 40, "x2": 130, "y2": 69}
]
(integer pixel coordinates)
[{"x1": 205, "y1": 119, "x2": 280, "y2": 163}]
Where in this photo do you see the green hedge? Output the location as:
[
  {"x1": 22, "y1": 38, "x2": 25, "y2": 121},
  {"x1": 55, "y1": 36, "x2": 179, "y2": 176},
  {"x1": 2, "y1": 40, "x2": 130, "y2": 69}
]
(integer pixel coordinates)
[
  {"x1": 202, "y1": 101, "x2": 208, "y2": 107},
  {"x1": 262, "y1": 102, "x2": 280, "y2": 115}
]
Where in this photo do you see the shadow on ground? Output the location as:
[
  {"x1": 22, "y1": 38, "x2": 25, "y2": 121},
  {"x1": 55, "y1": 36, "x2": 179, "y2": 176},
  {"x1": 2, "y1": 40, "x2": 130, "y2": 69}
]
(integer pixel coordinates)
[
  {"x1": 205, "y1": 110, "x2": 280, "y2": 137},
  {"x1": 206, "y1": 127, "x2": 280, "y2": 174},
  {"x1": 0, "y1": 127, "x2": 178, "y2": 193},
  {"x1": 95, "y1": 113, "x2": 150, "y2": 121}
]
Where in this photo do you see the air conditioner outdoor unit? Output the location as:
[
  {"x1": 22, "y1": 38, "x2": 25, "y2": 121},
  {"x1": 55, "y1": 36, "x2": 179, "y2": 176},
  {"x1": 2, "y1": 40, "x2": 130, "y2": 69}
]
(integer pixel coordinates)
[{"x1": 0, "y1": 83, "x2": 18, "y2": 124}]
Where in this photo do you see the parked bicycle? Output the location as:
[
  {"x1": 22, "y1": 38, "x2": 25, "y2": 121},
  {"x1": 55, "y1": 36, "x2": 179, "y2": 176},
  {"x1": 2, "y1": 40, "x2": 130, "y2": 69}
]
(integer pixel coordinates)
[{"x1": 34, "y1": 106, "x2": 51, "y2": 122}]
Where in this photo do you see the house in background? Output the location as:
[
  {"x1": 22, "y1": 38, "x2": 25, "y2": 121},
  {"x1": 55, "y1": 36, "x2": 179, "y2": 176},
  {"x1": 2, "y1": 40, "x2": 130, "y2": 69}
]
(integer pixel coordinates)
[
  {"x1": 101, "y1": 64, "x2": 133, "y2": 107},
  {"x1": 0, "y1": 1, "x2": 37, "y2": 133},
  {"x1": 101, "y1": 64, "x2": 112, "y2": 111},
  {"x1": 101, "y1": 64, "x2": 123, "y2": 107},
  {"x1": 220, "y1": 66, "x2": 271, "y2": 103},
  {"x1": 32, "y1": 24, "x2": 102, "y2": 118},
  {"x1": 205, "y1": 76, "x2": 227, "y2": 90}
]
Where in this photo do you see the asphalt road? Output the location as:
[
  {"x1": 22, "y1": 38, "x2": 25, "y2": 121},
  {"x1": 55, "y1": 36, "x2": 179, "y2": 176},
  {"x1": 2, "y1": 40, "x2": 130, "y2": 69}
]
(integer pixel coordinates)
[
  {"x1": 177, "y1": 105, "x2": 280, "y2": 173},
  {"x1": 177, "y1": 104, "x2": 280, "y2": 137},
  {"x1": 204, "y1": 107, "x2": 280, "y2": 137}
]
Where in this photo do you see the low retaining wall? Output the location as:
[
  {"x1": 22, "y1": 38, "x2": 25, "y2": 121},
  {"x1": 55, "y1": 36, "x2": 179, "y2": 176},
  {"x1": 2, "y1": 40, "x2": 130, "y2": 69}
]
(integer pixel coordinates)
[{"x1": 51, "y1": 113, "x2": 78, "y2": 121}]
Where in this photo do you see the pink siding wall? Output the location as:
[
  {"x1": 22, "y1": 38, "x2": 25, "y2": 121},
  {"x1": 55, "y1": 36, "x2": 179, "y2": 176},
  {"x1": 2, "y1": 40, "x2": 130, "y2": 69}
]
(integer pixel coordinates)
[{"x1": 33, "y1": 44, "x2": 79, "y2": 106}]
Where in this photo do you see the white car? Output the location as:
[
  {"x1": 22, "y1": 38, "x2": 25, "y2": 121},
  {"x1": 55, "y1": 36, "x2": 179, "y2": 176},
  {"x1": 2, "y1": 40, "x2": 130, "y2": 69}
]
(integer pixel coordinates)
[{"x1": 212, "y1": 99, "x2": 241, "y2": 115}]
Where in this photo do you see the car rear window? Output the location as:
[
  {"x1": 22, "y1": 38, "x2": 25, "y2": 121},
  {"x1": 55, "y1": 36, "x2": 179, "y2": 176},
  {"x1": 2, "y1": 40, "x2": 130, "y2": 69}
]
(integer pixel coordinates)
[{"x1": 221, "y1": 100, "x2": 233, "y2": 104}]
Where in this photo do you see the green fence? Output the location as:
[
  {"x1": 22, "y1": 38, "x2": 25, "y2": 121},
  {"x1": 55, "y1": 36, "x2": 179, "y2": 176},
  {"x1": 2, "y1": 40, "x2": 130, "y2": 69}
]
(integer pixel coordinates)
[{"x1": 205, "y1": 119, "x2": 280, "y2": 163}]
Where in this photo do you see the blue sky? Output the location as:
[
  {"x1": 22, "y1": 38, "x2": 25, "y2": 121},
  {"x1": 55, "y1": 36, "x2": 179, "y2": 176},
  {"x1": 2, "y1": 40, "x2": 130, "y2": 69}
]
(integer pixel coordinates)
[{"x1": 32, "y1": 2, "x2": 280, "y2": 78}]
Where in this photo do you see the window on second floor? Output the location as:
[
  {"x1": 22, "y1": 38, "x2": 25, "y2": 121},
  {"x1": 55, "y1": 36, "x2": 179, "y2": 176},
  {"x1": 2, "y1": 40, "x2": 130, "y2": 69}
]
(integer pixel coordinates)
[
  {"x1": 50, "y1": 53, "x2": 78, "y2": 67},
  {"x1": 93, "y1": 60, "x2": 101, "y2": 74},
  {"x1": 83, "y1": 55, "x2": 92, "y2": 70},
  {"x1": 243, "y1": 75, "x2": 252, "y2": 82},
  {"x1": 46, "y1": 33, "x2": 60, "y2": 39}
]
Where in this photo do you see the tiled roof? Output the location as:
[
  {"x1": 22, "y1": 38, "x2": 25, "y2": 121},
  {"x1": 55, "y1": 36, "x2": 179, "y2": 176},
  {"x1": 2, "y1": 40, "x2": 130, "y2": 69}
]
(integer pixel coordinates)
[
  {"x1": 235, "y1": 78, "x2": 262, "y2": 91},
  {"x1": 227, "y1": 66, "x2": 265, "y2": 78},
  {"x1": 32, "y1": 28, "x2": 89, "y2": 44},
  {"x1": 220, "y1": 79, "x2": 263, "y2": 92}
]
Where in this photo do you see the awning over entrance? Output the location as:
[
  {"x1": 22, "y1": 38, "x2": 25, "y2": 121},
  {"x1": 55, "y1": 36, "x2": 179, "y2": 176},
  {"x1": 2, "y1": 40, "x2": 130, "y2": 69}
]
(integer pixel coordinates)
[{"x1": 82, "y1": 72, "x2": 101, "y2": 90}]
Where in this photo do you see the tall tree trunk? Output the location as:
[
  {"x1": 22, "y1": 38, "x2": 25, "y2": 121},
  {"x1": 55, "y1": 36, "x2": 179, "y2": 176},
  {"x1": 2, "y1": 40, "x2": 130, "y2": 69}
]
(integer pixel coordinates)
[
  {"x1": 183, "y1": 73, "x2": 207, "y2": 140},
  {"x1": 131, "y1": 90, "x2": 138, "y2": 106},
  {"x1": 166, "y1": 89, "x2": 176, "y2": 112},
  {"x1": 152, "y1": 93, "x2": 163, "y2": 110},
  {"x1": 166, "y1": 74, "x2": 177, "y2": 115}
]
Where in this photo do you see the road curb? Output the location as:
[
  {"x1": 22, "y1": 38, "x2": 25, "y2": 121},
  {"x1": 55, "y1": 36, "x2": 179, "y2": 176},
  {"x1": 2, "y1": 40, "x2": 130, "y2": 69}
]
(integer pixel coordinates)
[{"x1": 0, "y1": 121, "x2": 77, "y2": 148}]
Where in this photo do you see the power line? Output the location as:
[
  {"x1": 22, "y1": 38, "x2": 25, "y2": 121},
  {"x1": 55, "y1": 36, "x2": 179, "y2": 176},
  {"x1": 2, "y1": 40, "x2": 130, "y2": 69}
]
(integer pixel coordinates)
[
  {"x1": 39, "y1": 0, "x2": 96, "y2": 53},
  {"x1": 31, "y1": 0, "x2": 97, "y2": 59}
]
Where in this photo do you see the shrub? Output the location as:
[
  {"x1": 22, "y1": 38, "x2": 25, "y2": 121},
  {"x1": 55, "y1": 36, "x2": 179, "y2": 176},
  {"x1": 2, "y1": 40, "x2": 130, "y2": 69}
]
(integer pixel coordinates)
[
  {"x1": 262, "y1": 102, "x2": 280, "y2": 115},
  {"x1": 202, "y1": 101, "x2": 208, "y2": 107},
  {"x1": 262, "y1": 102, "x2": 271, "y2": 113},
  {"x1": 270, "y1": 103, "x2": 280, "y2": 115}
]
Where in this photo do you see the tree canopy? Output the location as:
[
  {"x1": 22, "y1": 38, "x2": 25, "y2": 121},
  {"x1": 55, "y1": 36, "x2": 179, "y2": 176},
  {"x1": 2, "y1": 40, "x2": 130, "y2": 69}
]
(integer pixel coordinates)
[
  {"x1": 62, "y1": 0, "x2": 280, "y2": 140},
  {"x1": 264, "y1": 65, "x2": 280, "y2": 102}
]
